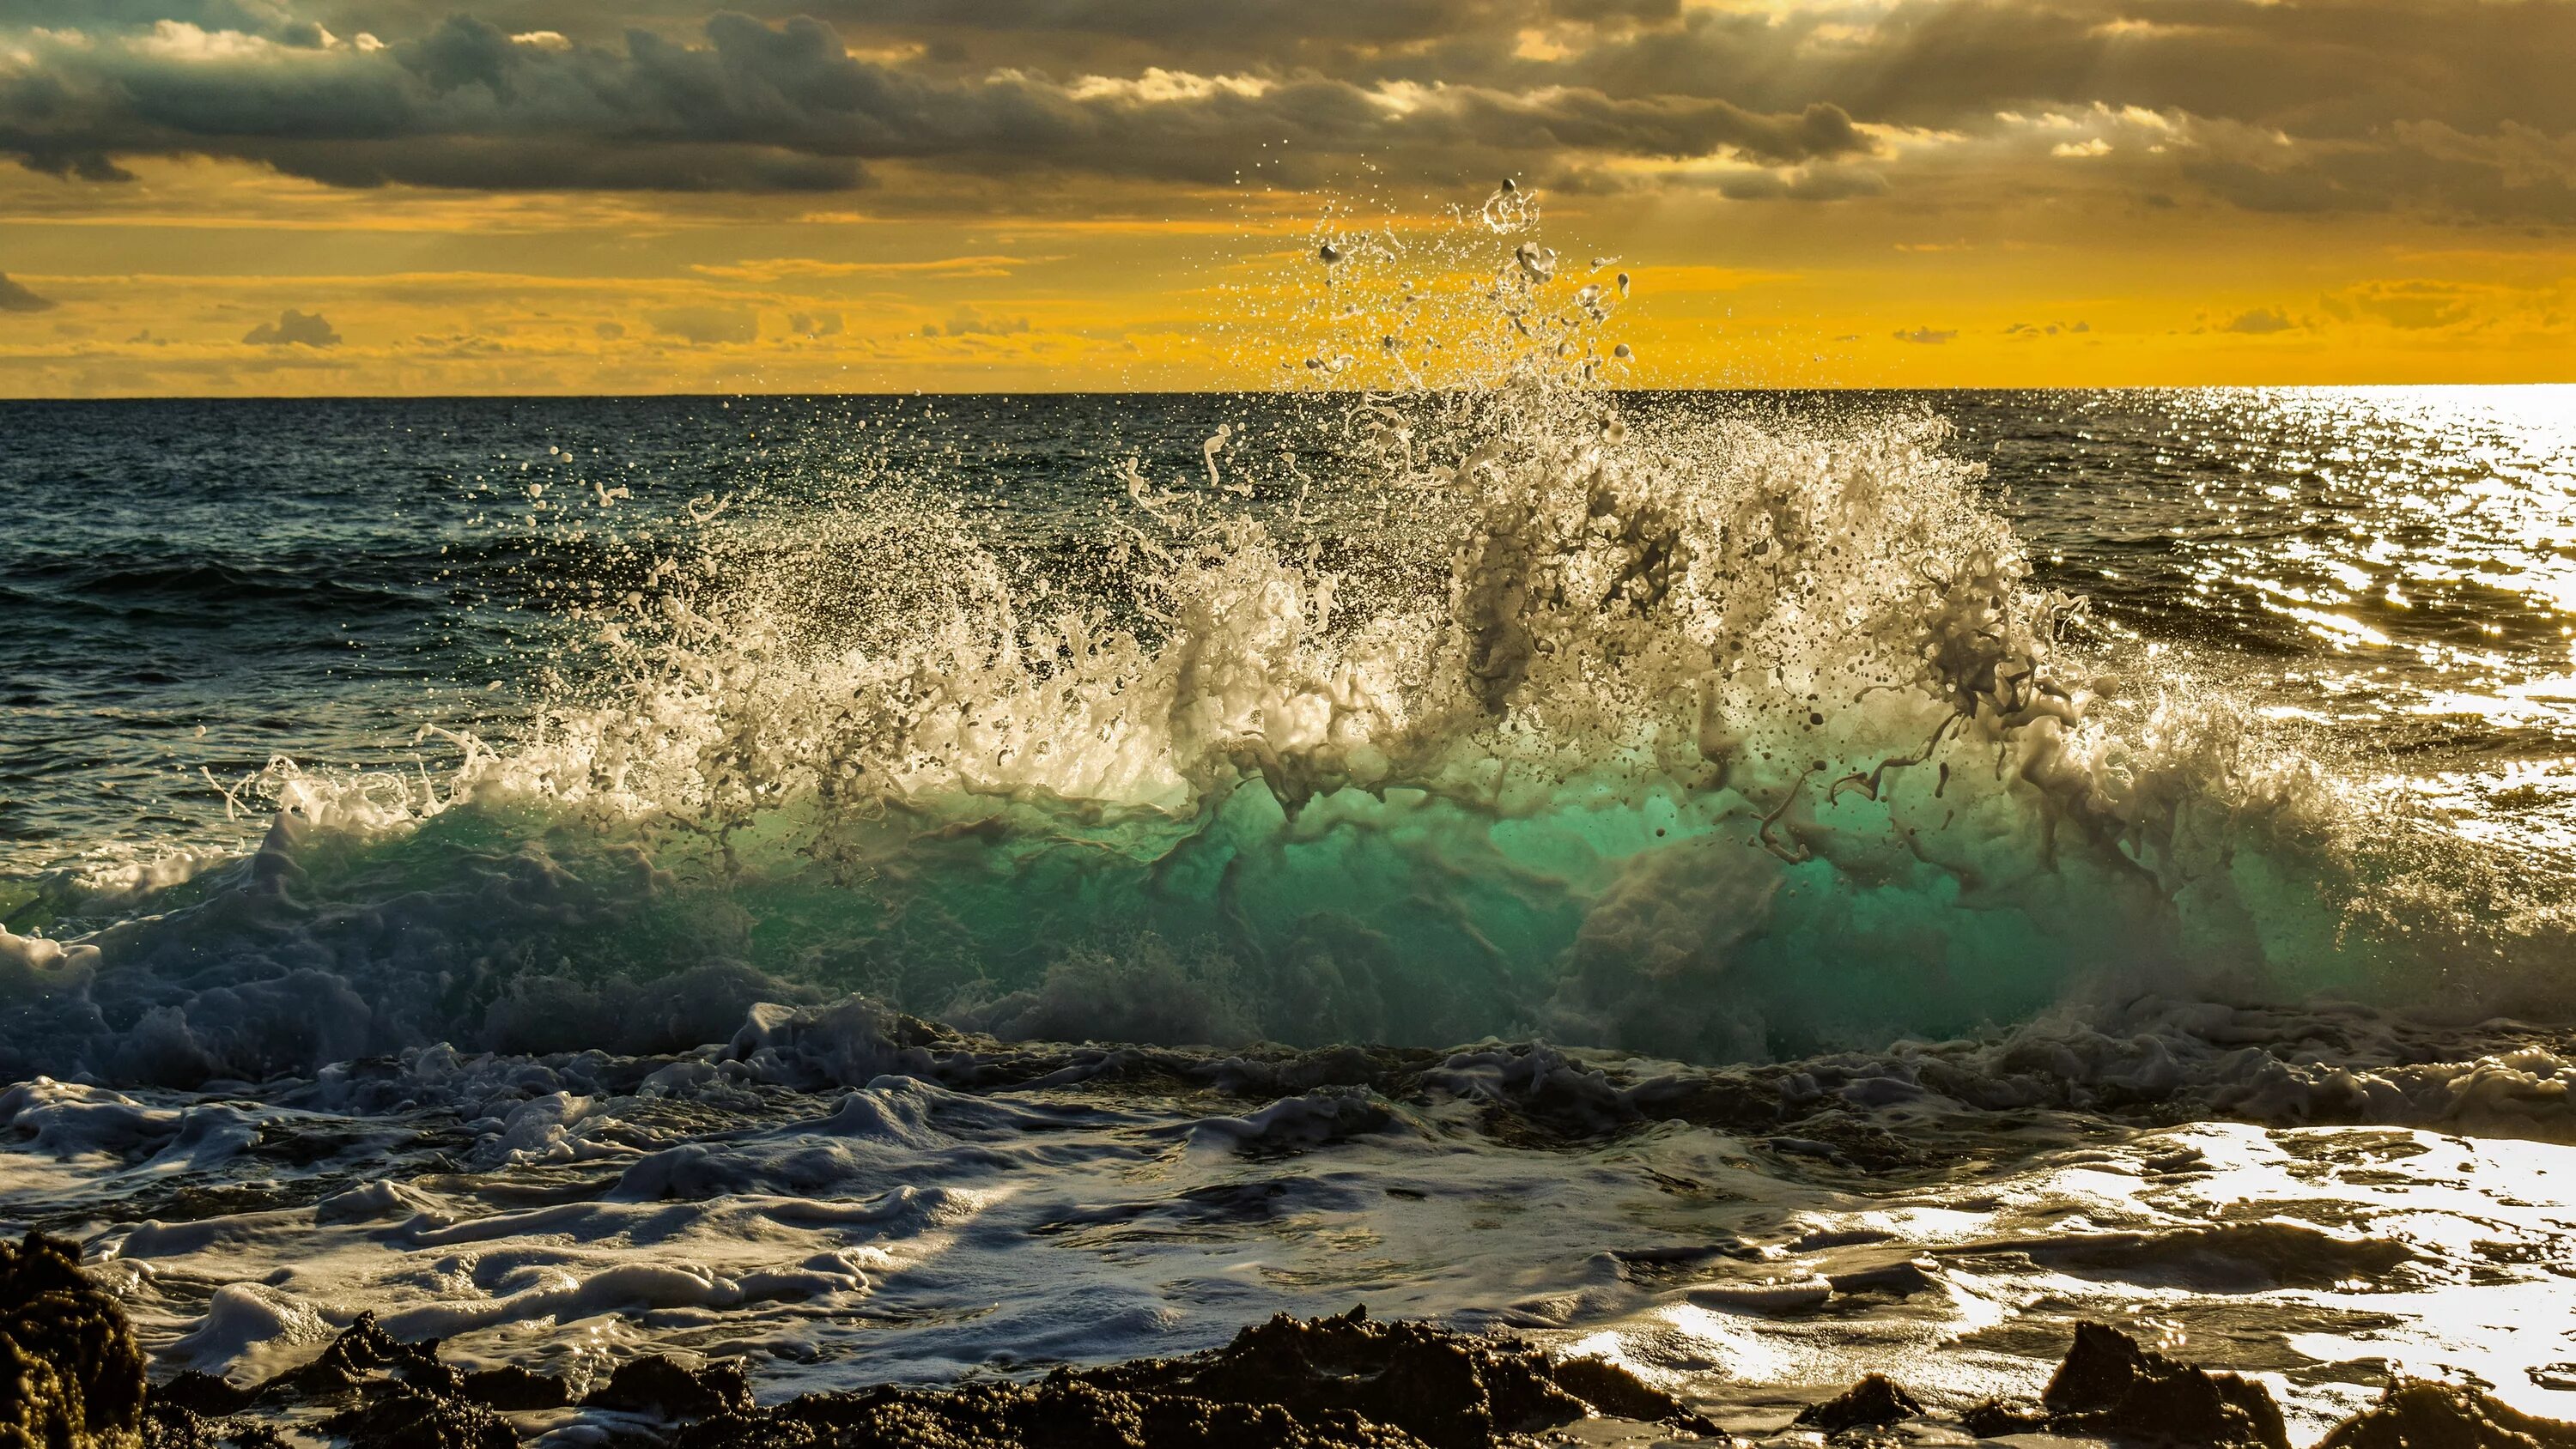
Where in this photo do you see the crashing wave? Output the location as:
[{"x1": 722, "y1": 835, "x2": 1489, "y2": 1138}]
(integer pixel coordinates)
[{"x1": 1, "y1": 192, "x2": 2563, "y2": 1087}]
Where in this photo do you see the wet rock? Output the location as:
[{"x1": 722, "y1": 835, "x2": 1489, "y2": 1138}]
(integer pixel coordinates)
[
  {"x1": 2041, "y1": 1322, "x2": 2290, "y2": 1449},
  {"x1": 583, "y1": 1355, "x2": 755, "y2": 1420},
  {"x1": 664, "y1": 1307, "x2": 1720, "y2": 1449},
  {"x1": 1792, "y1": 1374, "x2": 1923, "y2": 1434},
  {"x1": 148, "y1": 1313, "x2": 502, "y2": 1449},
  {"x1": 674, "y1": 1376, "x2": 1425, "y2": 1449},
  {"x1": 1959, "y1": 1397, "x2": 2050, "y2": 1437},
  {"x1": 319, "y1": 1382, "x2": 514, "y2": 1449},
  {"x1": 461, "y1": 1365, "x2": 570, "y2": 1411},
  {"x1": 1082, "y1": 1306, "x2": 1588, "y2": 1448},
  {"x1": 140, "y1": 1400, "x2": 287, "y2": 1449},
  {"x1": 148, "y1": 1372, "x2": 248, "y2": 1418},
  {"x1": 2315, "y1": 1380, "x2": 2576, "y2": 1448},
  {"x1": 0, "y1": 1231, "x2": 148, "y2": 1449},
  {"x1": 265, "y1": 1313, "x2": 464, "y2": 1400},
  {"x1": 1550, "y1": 1354, "x2": 1718, "y2": 1433}
]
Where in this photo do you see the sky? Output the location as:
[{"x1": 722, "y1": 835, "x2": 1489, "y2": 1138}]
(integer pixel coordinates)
[{"x1": 0, "y1": 0, "x2": 2571, "y2": 394}]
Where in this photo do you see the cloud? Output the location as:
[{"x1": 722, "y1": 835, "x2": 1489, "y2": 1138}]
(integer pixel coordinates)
[
  {"x1": 2221, "y1": 307, "x2": 2299, "y2": 334},
  {"x1": 243, "y1": 307, "x2": 339, "y2": 345},
  {"x1": 0, "y1": 0, "x2": 2568, "y2": 226},
  {"x1": 648, "y1": 305, "x2": 756, "y2": 343},
  {"x1": 788, "y1": 311, "x2": 844, "y2": 336},
  {"x1": 2329, "y1": 280, "x2": 2487, "y2": 330},
  {"x1": 924, "y1": 305, "x2": 1030, "y2": 336},
  {"x1": 0, "y1": 11, "x2": 1869, "y2": 195},
  {"x1": 1894, "y1": 326, "x2": 1956, "y2": 344},
  {"x1": 0, "y1": 273, "x2": 56, "y2": 312},
  {"x1": 692, "y1": 255, "x2": 1035, "y2": 282}
]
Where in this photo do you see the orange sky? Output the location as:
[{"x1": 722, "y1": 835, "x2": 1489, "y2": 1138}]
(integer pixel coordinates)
[{"x1": 1, "y1": 1, "x2": 2570, "y2": 394}]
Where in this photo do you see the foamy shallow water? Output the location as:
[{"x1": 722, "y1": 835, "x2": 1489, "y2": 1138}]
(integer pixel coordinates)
[{"x1": 10, "y1": 998, "x2": 2576, "y2": 1436}]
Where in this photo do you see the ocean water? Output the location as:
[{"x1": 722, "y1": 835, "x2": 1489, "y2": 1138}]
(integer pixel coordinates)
[{"x1": 9, "y1": 366, "x2": 2576, "y2": 1434}]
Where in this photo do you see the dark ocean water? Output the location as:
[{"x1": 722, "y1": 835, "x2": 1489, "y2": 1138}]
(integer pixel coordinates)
[{"x1": 9, "y1": 385, "x2": 2576, "y2": 1438}]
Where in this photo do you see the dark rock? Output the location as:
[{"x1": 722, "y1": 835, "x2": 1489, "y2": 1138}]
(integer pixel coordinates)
[
  {"x1": 1793, "y1": 1374, "x2": 1923, "y2": 1434},
  {"x1": 675, "y1": 1375, "x2": 1430, "y2": 1449},
  {"x1": 583, "y1": 1355, "x2": 756, "y2": 1420},
  {"x1": 461, "y1": 1364, "x2": 570, "y2": 1411},
  {"x1": 2315, "y1": 1380, "x2": 2576, "y2": 1449},
  {"x1": 319, "y1": 1382, "x2": 515, "y2": 1449},
  {"x1": 655, "y1": 1307, "x2": 1724, "y2": 1449},
  {"x1": 2041, "y1": 1323, "x2": 2289, "y2": 1449},
  {"x1": 1959, "y1": 1397, "x2": 2049, "y2": 1437},
  {"x1": 0, "y1": 1231, "x2": 149, "y2": 1449},
  {"x1": 142, "y1": 1395, "x2": 289, "y2": 1449},
  {"x1": 1550, "y1": 1354, "x2": 1721, "y2": 1434},
  {"x1": 1081, "y1": 1306, "x2": 1584, "y2": 1449},
  {"x1": 265, "y1": 1313, "x2": 465, "y2": 1401},
  {"x1": 150, "y1": 1371, "x2": 250, "y2": 1418}
]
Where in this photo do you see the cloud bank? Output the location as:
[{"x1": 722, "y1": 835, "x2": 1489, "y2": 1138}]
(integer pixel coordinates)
[{"x1": 0, "y1": 0, "x2": 2565, "y2": 224}]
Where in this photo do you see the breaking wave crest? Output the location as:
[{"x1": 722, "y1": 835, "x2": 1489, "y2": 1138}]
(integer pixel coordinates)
[{"x1": 5, "y1": 199, "x2": 2567, "y2": 1088}]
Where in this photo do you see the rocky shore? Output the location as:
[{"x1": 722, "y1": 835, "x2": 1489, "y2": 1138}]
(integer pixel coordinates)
[{"x1": 6, "y1": 1231, "x2": 2572, "y2": 1449}]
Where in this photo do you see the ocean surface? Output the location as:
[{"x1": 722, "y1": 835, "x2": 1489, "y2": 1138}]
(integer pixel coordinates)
[{"x1": 9, "y1": 376, "x2": 2576, "y2": 1437}]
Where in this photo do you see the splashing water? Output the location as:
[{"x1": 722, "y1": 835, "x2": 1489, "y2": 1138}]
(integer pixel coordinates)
[{"x1": 3, "y1": 200, "x2": 2566, "y2": 1089}]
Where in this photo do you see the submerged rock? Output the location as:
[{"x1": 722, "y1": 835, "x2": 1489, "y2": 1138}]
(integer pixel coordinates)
[
  {"x1": 1, "y1": 1232, "x2": 147, "y2": 1449},
  {"x1": 2315, "y1": 1380, "x2": 2576, "y2": 1448}
]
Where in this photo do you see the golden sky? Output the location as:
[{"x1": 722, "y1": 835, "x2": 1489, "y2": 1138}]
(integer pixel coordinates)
[{"x1": 1, "y1": 0, "x2": 2571, "y2": 394}]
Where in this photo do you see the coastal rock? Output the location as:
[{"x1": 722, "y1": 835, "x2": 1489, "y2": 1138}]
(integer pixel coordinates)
[
  {"x1": 319, "y1": 1383, "x2": 513, "y2": 1449},
  {"x1": 583, "y1": 1356, "x2": 756, "y2": 1420},
  {"x1": 1792, "y1": 1374, "x2": 1923, "y2": 1434},
  {"x1": 2041, "y1": 1321, "x2": 2290, "y2": 1449},
  {"x1": 1, "y1": 1232, "x2": 148, "y2": 1449},
  {"x1": 265, "y1": 1313, "x2": 464, "y2": 1400},
  {"x1": 2315, "y1": 1381, "x2": 2576, "y2": 1448},
  {"x1": 659, "y1": 1306, "x2": 1720, "y2": 1449}
]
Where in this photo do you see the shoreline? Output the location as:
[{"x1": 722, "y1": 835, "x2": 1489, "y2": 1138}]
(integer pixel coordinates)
[{"x1": 5, "y1": 1232, "x2": 2563, "y2": 1449}]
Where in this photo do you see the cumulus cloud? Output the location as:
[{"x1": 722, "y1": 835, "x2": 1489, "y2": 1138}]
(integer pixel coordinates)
[
  {"x1": 0, "y1": 273, "x2": 56, "y2": 312},
  {"x1": 788, "y1": 311, "x2": 844, "y2": 337},
  {"x1": 243, "y1": 308, "x2": 339, "y2": 345},
  {"x1": 1894, "y1": 326, "x2": 1956, "y2": 344}
]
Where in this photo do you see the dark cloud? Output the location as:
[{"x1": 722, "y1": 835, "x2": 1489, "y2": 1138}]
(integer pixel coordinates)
[
  {"x1": 1895, "y1": 326, "x2": 1956, "y2": 343},
  {"x1": 244, "y1": 308, "x2": 340, "y2": 345},
  {"x1": 789, "y1": 311, "x2": 843, "y2": 337},
  {"x1": 0, "y1": 9, "x2": 1866, "y2": 194},
  {"x1": 0, "y1": 0, "x2": 2567, "y2": 221},
  {"x1": 0, "y1": 273, "x2": 55, "y2": 312}
]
